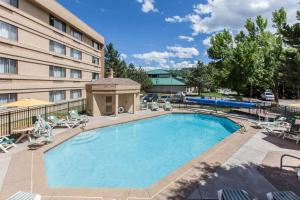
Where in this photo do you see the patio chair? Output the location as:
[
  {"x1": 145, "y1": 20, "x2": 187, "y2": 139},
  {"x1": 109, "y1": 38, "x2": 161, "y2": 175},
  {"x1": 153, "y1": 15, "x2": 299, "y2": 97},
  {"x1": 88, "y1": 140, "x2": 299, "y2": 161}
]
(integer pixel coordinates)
[
  {"x1": 140, "y1": 101, "x2": 148, "y2": 110},
  {"x1": 263, "y1": 123, "x2": 291, "y2": 137},
  {"x1": 254, "y1": 118, "x2": 287, "y2": 129},
  {"x1": 283, "y1": 129, "x2": 300, "y2": 144},
  {"x1": 48, "y1": 115, "x2": 79, "y2": 129},
  {"x1": 7, "y1": 191, "x2": 41, "y2": 200},
  {"x1": 0, "y1": 136, "x2": 16, "y2": 153},
  {"x1": 30, "y1": 121, "x2": 52, "y2": 143},
  {"x1": 163, "y1": 102, "x2": 172, "y2": 111},
  {"x1": 150, "y1": 102, "x2": 159, "y2": 111},
  {"x1": 218, "y1": 189, "x2": 252, "y2": 200},
  {"x1": 69, "y1": 110, "x2": 89, "y2": 124},
  {"x1": 266, "y1": 191, "x2": 300, "y2": 200}
]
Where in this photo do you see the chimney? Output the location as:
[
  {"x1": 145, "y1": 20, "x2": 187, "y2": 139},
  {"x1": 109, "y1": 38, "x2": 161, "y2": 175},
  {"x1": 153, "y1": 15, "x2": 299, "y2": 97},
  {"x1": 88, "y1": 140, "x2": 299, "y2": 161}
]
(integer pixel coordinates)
[{"x1": 109, "y1": 69, "x2": 114, "y2": 79}]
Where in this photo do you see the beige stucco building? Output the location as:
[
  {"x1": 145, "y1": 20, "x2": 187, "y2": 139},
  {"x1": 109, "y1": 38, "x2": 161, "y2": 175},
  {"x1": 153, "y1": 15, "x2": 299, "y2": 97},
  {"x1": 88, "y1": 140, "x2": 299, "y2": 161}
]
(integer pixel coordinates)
[
  {"x1": 86, "y1": 76, "x2": 141, "y2": 117},
  {"x1": 0, "y1": 0, "x2": 105, "y2": 105}
]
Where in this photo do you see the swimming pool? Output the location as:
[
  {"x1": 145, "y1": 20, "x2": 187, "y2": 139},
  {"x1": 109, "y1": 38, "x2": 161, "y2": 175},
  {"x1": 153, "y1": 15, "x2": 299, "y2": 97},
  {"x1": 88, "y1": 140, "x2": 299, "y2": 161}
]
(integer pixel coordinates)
[{"x1": 44, "y1": 114, "x2": 240, "y2": 189}]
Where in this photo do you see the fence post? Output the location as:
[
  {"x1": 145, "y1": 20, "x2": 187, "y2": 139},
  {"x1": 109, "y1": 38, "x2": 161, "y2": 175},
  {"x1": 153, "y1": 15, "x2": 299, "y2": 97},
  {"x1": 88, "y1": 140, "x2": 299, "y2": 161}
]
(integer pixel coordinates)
[
  {"x1": 27, "y1": 107, "x2": 30, "y2": 127},
  {"x1": 82, "y1": 99, "x2": 84, "y2": 113},
  {"x1": 8, "y1": 111, "x2": 11, "y2": 135},
  {"x1": 67, "y1": 101, "x2": 70, "y2": 114},
  {"x1": 284, "y1": 106, "x2": 287, "y2": 117},
  {"x1": 44, "y1": 105, "x2": 47, "y2": 119}
]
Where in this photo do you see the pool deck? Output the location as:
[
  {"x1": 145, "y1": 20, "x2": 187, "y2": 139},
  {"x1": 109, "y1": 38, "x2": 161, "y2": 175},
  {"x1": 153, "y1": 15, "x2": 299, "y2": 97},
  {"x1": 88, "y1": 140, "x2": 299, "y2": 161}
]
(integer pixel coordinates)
[{"x1": 0, "y1": 109, "x2": 299, "y2": 200}]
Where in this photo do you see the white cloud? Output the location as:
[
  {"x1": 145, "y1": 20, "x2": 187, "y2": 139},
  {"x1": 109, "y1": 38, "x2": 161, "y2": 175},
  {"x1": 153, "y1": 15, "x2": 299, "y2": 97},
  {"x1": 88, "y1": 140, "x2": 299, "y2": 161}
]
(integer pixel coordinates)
[
  {"x1": 132, "y1": 46, "x2": 199, "y2": 65},
  {"x1": 120, "y1": 53, "x2": 128, "y2": 60},
  {"x1": 166, "y1": 0, "x2": 298, "y2": 35},
  {"x1": 202, "y1": 36, "x2": 211, "y2": 47},
  {"x1": 178, "y1": 35, "x2": 194, "y2": 42},
  {"x1": 136, "y1": 0, "x2": 158, "y2": 13},
  {"x1": 132, "y1": 51, "x2": 171, "y2": 64},
  {"x1": 165, "y1": 16, "x2": 185, "y2": 23},
  {"x1": 166, "y1": 46, "x2": 199, "y2": 59}
]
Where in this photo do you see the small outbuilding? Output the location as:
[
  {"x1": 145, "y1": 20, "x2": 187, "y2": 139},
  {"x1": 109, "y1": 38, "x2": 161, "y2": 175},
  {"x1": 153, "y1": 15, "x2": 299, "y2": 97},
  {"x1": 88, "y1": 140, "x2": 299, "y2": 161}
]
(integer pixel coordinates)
[{"x1": 85, "y1": 75, "x2": 141, "y2": 117}]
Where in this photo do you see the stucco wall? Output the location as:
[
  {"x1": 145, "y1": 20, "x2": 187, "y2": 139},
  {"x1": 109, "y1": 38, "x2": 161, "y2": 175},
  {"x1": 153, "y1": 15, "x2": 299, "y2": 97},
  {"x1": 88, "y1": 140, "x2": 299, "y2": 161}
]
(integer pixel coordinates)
[{"x1": 0, "y1": 0, "x2": 104, "y2": 104}]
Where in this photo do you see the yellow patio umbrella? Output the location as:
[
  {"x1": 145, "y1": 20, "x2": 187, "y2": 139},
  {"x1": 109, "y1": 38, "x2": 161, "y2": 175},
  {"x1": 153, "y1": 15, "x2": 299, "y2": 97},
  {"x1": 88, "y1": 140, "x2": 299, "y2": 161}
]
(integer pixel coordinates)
[
  {"x1": 290, "y1": 103, "x2": 300, "y2": 108},
  {"x1": 3, "y1": 98, "x2": 53, "y2": 107}
]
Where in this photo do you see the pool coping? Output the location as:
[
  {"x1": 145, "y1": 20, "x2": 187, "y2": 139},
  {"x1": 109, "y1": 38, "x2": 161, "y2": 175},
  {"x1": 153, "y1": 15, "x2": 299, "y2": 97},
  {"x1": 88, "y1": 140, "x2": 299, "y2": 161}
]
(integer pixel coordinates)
[{"x1": 0, "y1": 110, "x2": 257, "y2": 199}]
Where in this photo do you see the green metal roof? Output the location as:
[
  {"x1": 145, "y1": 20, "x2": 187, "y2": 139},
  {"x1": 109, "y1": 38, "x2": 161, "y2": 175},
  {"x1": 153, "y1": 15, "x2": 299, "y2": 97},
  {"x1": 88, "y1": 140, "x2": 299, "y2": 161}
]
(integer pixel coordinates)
[
  {"x1": 147, "y1": 69, "x2": 170, "y2": 75},
  {"x1": 150, "y1": 77, "x2": 186, "y2": 86}
]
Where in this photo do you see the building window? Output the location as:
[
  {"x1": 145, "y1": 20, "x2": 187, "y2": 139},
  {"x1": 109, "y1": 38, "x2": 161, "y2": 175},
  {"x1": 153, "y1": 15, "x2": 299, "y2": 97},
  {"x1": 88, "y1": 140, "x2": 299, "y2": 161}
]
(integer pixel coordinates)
[
  {"x1": 70, "y1": 89, "x2": 82, "y2": 99},
  {"x1": 0, "y1": 93, "x2": 17, "y2": 104},
  {"x1": 92, "y1": 73, "x2": 99, "y2": 80},
  {"x1": 71, "y1": 48, "x2": 82, "y2": 60},
  {"x1": 49, "y1": 15, "x2": 66, "y2": 32},
  {"x1": 92, "y1": 56, "x2": 99, "y2": 65},
  {"x1": 0, "y1": 21, "x2": 17, "y2": 41},
  {"x1": 0, "y1": 57, "x2": 17, "y2": 74},
  {"x1": 70, "y1": 28, "x2": 82, "y2": 41},
  {"x1": 49, "y1": 66, "x2": 66, "y2": 78},
  {"x1": 92, "y1": 41, "x2": 100, "y2": 50},
  {"x1": 49, "y1": 40, "x2": 66, "y2": 55},
  {"x1": 70, "y1": 69, "x2": 82, "y2": 79},
  {"x1": 49, "y1": 91, "x2": 66, "y2": 102},
  {"x1": 0, "y1": 0, "x2": 18, "y2": 7}
]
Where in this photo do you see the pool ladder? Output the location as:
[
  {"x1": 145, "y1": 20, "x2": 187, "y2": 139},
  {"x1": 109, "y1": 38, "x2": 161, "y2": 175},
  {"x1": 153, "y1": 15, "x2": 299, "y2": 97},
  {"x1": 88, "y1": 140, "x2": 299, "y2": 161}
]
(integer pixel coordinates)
[{"x1": 280, "y1": 154, "x2": 300, "y2": 180}]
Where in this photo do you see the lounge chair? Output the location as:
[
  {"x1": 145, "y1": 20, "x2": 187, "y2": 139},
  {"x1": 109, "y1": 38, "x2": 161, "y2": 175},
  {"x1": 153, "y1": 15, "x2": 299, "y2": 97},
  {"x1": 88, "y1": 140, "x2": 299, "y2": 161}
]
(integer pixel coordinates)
[
  {"x1": 150, "y1": 102, "x2": 159, "y2": 111},
  {"x1": 0, "y1": 136, "x2": 16, "y2": 153},
  {"x1": 254, "y1": 118, "x2": 287, "y2": 129},
  {"x1": 266, "y1": 191, "x2": 300, "y2": 200},
  {"x1": 140, "y1": 101, "x2": 148, "y2": 110},
  {"x1": 7, "y1": 191, "x2": 41, "y2": 200},
  {"x1": 48, "y1": 115, "x2": 79, "y2": 129},
  {"x1": 30, "y1": 121, "x2": 52, "y2": 143},
  {"x1": 283, "y1": 130, "x2": 300, "y2": 144},
  {"x1": 163, "y1": 102, "x2": 172, "y2": 111},
  {"x1": 263, "y1": 123, "x2": 291, "y2": 137},
  {"x1": 218, "y1": 189, "x2": 252, "y2": 200},
  {"x1": 69, "y1": 110, "x2": 89, "y2": 124}
]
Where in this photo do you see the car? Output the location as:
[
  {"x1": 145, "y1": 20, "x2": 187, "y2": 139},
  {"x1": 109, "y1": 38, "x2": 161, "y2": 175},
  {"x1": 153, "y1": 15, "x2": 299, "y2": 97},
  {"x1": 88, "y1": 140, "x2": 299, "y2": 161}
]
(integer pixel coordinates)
[
  {"x1": 143, "y1": 93, "x2": 158, "y2": 102},
  {"x1": 157, "y1": 96, "x2": 170, "y2": 103},
  {"x1": 261, "y1": 91, "x2": 275, "y2": 101}
]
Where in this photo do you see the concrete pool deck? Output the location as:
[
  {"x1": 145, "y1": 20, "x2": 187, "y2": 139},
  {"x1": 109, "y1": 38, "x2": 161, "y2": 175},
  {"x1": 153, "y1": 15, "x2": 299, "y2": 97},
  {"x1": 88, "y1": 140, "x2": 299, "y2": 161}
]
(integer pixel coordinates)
[{"x1": 0, "y1": 109, "x2": 299, "y2": 200}]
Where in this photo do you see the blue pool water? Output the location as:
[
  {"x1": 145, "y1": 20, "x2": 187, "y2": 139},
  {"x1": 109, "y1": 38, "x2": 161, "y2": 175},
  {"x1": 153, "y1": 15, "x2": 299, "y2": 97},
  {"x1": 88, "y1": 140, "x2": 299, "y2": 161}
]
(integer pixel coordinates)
[{"x1": 44, "y1": 114, "x2": 239, "y2": 188}]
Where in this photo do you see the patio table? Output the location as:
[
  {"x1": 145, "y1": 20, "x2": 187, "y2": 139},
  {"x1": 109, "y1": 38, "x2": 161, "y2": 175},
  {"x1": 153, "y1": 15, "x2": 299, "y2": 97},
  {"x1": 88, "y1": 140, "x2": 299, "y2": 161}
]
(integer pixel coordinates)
[{"x1": 13, "y1": 126, "x2": 34, "y2": 143}]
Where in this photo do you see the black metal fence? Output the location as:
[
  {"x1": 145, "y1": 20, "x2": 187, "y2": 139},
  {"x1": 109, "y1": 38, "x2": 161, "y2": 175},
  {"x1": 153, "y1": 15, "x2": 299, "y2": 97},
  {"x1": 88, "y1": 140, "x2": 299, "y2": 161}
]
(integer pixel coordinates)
[{"x1": 0, "y1": 99, "x2": 86, "y2": 137}]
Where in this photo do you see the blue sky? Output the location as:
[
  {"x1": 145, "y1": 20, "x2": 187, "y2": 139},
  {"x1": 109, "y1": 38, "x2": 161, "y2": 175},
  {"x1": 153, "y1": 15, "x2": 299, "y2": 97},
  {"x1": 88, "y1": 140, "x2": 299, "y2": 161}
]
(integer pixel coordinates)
[{"x1": 58, "y1": 0, "x2": 298, "y2": 70}]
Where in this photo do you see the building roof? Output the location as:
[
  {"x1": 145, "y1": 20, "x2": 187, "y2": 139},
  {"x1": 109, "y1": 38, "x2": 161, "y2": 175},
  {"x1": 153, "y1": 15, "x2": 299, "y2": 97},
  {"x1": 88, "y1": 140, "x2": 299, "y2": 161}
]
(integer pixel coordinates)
[
  {"x1": 147, "y1": 69, "x2": 170, "y2": 75},
  {"x1": 87, "y1": 78, "x2": 140, "y2": 86},
  {"x1": 151, "y1": 78, "x2": 186, "y2": 86},
  {"x1": 34, "y1": 0, "x2": 104, "y2": 43}
]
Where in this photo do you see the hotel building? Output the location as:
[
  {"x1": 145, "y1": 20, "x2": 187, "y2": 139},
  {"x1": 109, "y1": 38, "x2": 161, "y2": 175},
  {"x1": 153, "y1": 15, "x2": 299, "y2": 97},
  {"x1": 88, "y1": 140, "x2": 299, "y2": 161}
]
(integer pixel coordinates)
[{"x1": 0, "y1": 0, "x2": 105, "y2": 105}]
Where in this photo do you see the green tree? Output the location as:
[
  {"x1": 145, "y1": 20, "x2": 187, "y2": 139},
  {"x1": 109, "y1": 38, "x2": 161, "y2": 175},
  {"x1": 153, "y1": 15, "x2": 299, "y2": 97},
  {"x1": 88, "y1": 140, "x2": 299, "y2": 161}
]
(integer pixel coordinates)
[
  {"x1": 208, "y1": 14, "x2": 287, "y2": 103},
  {"x1": 186, "y1": 61, "x2": 213, "y2": 95},
  {"x1": 104, "y1": 43, "x2": 126, "y2": 78},
  {"x1": 276, "y1": 8, "x2": 300, "y2": 98},
  {"x1": 126, "y1": 64, "x2": 152, "y2": 92}
]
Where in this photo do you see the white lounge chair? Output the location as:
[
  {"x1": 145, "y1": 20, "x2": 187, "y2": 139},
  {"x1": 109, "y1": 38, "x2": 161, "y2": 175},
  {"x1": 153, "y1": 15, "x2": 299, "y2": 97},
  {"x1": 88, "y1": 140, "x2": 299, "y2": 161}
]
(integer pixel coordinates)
[
  {"x1": 254, "y1": 118, "x2": 287, "y2": 128},
  {"x1": 163, "y1": 102, "x2": 172, "y2": 111},
  {"x1": 30, "y1": 121, "x2": 52, "y2": 143},
  {"x1": 0, "y1": 136, "x2": 16, "y2": 153},
  {"x1": 150, "y1": 102, "x2": 159, "y2": 111},
  {"x1": 263, "y1": 123, "x2": 291, "y2": 137},
  {"x1": 267, "y1": 191, "x2": 299, "y2": 200},
  {"x1": 218, "y1": 189, "x2": 252, "y2": 200},
  {"x1": 7, "y1": 191, "x2": 41, "y2": 200},
  {"x1": 48, "y1": 115, "x2": 79, "y2": 129},
  {"x1": 69, "y1": 110, "x2": 89, "y2": 124},
  {"x1": 283, "y1": 130, "x2": 300, "y2": 144}
]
